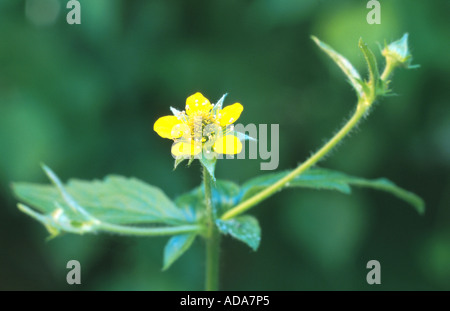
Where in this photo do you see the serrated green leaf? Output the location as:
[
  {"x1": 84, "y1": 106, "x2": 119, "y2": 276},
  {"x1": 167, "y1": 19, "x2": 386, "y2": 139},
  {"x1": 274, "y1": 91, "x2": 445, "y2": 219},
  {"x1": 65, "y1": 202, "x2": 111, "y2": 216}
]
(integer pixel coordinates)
[
  {"x1": 312, "y1": 36, "x2": 364, "y2": 98},
  {"x1": 342, "y1": 177, "x2": 425, "y2": 214},
  {"x1": 176, "y1": 180, "x2": 241, "y2": 220},
  {"x1": 12, "y1": 166, "x2": 203, "y2": 237},
  {"x1": 240, "y1": 168, "x2": 424, "y2": 214},
  {"x1": 162, "y1": 233, "x2": 197, "y2": 270},
  {"x1": 14, "y1": 175, "x2": 189, "y2": 225},
  {"x1": 358, "y1": 38, "x2": 380, "y2": 94},
  {"x1": 174, "y1": 187, "x2": 203, "y2": 222},
  {"x1": 211, "y1": 181, "x2": 241, "y2": 219},
  {"x1": 241, "y1": 168, "x2": 352, "y2": 201},
  {"x1": 216, "y1": 215, "x2": 261, "y2": 251}
]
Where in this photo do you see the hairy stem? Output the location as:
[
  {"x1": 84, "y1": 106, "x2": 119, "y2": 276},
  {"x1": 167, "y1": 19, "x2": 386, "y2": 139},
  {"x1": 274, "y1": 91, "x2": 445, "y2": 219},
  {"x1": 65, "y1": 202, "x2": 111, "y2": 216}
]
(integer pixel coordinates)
[
  {"x1": 380, "y1": 59, "x2": 395, "y2": 82},
  {"x1": 203, "y1": 166, "x2": 220, "y2": 291},
  {"x1": 97, "y1": 223, "x2": 203, "y2": 236},
  {"x1": 221, "y1": 100, "x2": 369, "y2": 221}
]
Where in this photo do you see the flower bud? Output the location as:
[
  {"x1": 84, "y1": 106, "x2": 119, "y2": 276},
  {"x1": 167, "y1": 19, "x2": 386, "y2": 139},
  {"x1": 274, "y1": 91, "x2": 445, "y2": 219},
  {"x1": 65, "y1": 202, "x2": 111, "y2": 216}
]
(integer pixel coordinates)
[{"x1": 382, "y1": 33, "x2": 417, "y2": 69}]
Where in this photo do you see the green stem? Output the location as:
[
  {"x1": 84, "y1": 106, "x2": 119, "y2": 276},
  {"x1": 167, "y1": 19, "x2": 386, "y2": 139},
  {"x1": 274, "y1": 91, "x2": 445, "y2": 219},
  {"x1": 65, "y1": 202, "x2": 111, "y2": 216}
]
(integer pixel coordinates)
[
  {"x1": 205, "y1": 222, "x2": 220, "y2": 291},
  {"x1": 17, "y1": 203, "x2": 203, "y2": 236},
  {"x1": 203, "y1": 166, "x2": 220, "y2": 291},
  {"x1": 381, "y1": 59, "x2": 395, "y2": 82},
  {"x1": 98, "y1": 223, "x2": 203, "y2": 236},
  {"x1": 221, "y1": 101, "x2": 369, "y2": 221}
]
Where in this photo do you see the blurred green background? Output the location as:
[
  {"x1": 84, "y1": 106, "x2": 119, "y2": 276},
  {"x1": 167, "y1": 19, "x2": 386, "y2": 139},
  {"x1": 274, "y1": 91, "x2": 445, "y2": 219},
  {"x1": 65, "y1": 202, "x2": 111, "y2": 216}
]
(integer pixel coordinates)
[{"x1": 1, "y1": 0, "x2": 449, "y2": 290}]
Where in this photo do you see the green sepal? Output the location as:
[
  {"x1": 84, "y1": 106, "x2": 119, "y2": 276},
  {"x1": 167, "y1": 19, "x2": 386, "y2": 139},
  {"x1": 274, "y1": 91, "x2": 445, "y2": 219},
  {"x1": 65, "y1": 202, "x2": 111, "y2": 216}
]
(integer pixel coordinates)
[{"x1": 358, "y1": 37, "x2": 380, "y2": 99}]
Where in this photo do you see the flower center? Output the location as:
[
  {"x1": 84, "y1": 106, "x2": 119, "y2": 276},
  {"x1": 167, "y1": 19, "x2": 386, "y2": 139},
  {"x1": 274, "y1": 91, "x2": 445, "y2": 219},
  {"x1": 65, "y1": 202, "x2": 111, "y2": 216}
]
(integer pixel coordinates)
[{"x1": 187, "y1": 112, "x2": 221, "y2": 144}]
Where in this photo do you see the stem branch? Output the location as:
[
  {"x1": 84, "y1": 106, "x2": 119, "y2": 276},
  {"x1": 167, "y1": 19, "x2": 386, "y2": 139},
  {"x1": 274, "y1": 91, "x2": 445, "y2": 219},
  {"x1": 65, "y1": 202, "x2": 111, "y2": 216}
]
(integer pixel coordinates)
[
  {"x1": 221, "y1": 101, "x2": 369, "y2": 221},
  {"x1": 98, "y1": 223, "x2": 202, "y2": 236}
]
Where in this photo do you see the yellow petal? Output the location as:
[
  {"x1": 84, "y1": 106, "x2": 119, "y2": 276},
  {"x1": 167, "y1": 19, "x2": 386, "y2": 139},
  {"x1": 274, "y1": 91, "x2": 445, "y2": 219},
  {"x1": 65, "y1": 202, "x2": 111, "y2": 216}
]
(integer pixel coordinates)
[
  {"x1": 213, "y1": 135, "x2": 242, "y2": 155},
  {"x1": 219, "y1": 103, "x2": 243, "y2": 126},
  {"x1": 171, "y1": 141, "x2": 202, "y2": 157},
  {"x1": 186, "y1": 92, "x2": 213, "y2": 116},
  {"x1": 153, "y1": 116, "x2": 184, "y2": 139}
]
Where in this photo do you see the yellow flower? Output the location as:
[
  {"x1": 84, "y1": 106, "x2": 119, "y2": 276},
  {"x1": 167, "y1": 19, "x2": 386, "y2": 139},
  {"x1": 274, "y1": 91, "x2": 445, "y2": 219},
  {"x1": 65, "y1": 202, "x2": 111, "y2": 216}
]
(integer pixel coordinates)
[{"x1": 154, "y1": 92, "x2": 243, "y2": 158}]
